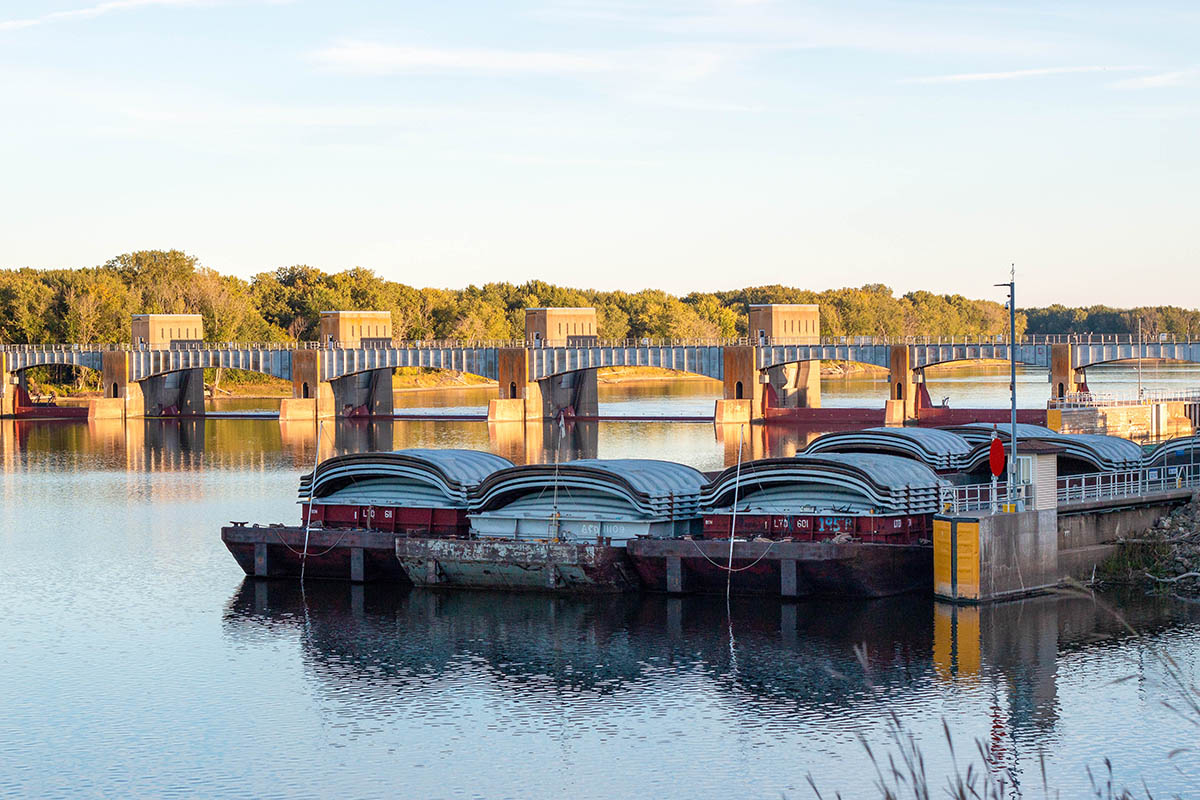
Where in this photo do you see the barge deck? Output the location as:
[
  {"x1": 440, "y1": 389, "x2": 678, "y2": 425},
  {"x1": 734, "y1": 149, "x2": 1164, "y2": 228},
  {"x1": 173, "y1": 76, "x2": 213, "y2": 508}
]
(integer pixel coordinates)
[{"x1": 222, "y1": 525, "x2": 408, "y2": 583}]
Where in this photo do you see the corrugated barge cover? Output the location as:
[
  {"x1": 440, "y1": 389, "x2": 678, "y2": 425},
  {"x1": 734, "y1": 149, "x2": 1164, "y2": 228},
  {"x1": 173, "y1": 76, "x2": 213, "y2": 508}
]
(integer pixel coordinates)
[
  {"x1": 471, "y1": 459, "x2": 707, "y2": 518},
  {"x1": 299, "y1": 449, "x2": 514, "y2": 507},
  {"x1": 804, "y1": 427, "x2": 974, "y2": 470},
  {"x1": 948, "y1": 422, "x2": 1057, "y2": 441},
  {"x1": 945, "y1": 424, "x2": 1144, "y2": 472},
  {"x1": 701, "y1": 453, "x2": 945, "y2": 516},
  {"x1": 1148, "y1": 435, "x2": 1200, "y2": 467},
  {"x1": 469, "y1": 459, "x2": 707, "y2": 543}
]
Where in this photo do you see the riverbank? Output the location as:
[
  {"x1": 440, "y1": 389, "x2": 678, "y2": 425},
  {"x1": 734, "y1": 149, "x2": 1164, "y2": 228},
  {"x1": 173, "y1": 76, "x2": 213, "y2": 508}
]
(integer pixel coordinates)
[{"x1": 1099, "y1": 496, "x2": 1200, "y2": 597}]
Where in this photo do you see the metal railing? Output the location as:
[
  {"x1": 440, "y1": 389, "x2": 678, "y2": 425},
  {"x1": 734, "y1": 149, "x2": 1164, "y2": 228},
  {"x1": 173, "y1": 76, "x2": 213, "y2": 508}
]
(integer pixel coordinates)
[
  {"x1": 0, "y1": 341, "x2": 302, "y2": 353},
  {"x1": 1049, "y1": 389, "x2": 1200, "y2": 409},
  {"x1": 1057, "y1": 465, "x2": 1200, "y2": 505},
  {"x1": 940, "y1": 481, "x2": 1032, "y2": 514},
  {"x1": 4, "y1": 332, "x2": 1200, "y2": 353}
]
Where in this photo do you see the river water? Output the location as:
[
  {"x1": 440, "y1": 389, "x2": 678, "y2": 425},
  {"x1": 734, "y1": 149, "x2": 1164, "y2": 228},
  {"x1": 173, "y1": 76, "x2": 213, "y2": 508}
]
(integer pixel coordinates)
[{"x1": 3, "y1": 365, "x2": 1200, "y2": 798}]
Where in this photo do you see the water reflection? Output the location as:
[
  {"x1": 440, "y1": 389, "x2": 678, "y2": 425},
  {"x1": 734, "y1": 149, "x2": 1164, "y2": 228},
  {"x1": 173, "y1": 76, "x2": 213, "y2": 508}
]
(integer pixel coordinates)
[
  {"x1": 224, "y1": 582, "x2": 936, "y2": 707},
  {"x1": 3, "y1": 417, "x2": 782, "y2": 472},
  {"x1": 5, "y1": 413, "x2": 1200, "y2": 798},
  {"x1": 220, "y1": 581, "x2": 1200, "y2": 795}
]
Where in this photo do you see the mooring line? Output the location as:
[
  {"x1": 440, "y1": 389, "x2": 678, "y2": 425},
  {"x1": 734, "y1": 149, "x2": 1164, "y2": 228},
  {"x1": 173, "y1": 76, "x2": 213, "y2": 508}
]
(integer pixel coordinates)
[
  {"x1": 686, "y1": 535, "x2": 782, "y2": 573},
  {"x1": 271, "y1": 524, "x2": 352, "y2": 559},
  {"x1": 299, "y1": 417, "x2": 325, "y2": 582}
]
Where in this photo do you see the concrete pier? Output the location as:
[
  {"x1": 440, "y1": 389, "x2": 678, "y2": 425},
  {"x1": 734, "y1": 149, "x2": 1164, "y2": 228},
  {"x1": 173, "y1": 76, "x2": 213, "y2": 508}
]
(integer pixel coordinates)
[
  {"x1": 935, "y1": 489, "x2": 1197, "y2": 605},
  {"x1": 0, "y1": 353, "x2": 12, "y2": 418},
  {"x1": 884, "y1": 345, "x2": 917, "y2": 425}
]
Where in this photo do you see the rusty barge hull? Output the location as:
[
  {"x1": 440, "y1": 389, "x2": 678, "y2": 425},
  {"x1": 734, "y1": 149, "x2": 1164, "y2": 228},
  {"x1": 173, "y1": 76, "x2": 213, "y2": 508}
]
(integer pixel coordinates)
[
  {"x1": 220, "y1": 527, "x2": 928, "y2": 597},
  {"x1": 626, "y1": 538, "x2": 932, "y2": 598},
  {"x1": 394, "y1": 538, "x2": 639, "y2": 593},
  {"x1": 222, "y1": 525, "x2": 410, "y2": 583}
]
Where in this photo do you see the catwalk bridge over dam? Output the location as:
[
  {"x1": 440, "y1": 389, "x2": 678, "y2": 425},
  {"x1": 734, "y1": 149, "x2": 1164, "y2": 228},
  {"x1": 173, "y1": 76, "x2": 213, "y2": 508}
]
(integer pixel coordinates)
[{"x1": 6, "y1": 328, "x2": 1200, "y2": 426}]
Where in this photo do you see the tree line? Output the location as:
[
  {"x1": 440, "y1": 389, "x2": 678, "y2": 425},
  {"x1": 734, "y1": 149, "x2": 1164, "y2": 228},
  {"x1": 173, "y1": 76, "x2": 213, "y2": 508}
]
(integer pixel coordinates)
[{"x1": 3, "y1": 249, "x2": 1196, "y2": 347}]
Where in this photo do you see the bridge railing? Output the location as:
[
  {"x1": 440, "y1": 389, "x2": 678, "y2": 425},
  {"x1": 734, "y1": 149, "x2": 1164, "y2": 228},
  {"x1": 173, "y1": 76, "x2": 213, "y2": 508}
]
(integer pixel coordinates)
[
  {"x1": 0, "y1": 341, "x2": 302, "y2": 353},
  {"x1": 0, "y1": 342, "x2": 129, "y2": 353},
  {"x1": 5, "y1": 333, "x2": 1198, "y2": 353}
]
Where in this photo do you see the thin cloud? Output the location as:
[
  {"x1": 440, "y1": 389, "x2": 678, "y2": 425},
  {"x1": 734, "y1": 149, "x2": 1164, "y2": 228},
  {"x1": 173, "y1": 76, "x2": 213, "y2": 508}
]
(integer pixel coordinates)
[
  {"x1": 902, "y1": 65, "x2": 1144, "y2": 84},
  {"x1": 542, "y1": 2, "x2": 1068, "y2": 59},
  {"x1": 311, "y1": 41, "x2": 614, "y2": 76},
  {"x1": 310, "y1": 39, "x2": 737, "y2": 82},
  {"x1": 0, "y1": 0, "x2": 289, "y2": 32},
  {"x1": 1111, "y1": 68, "x2": 1199, "y2": 89}
]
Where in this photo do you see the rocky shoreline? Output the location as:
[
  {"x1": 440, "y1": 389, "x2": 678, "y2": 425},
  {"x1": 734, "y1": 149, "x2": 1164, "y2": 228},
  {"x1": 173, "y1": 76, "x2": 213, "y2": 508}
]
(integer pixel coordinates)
[{"x1": 1100, "y1": 495, "x2": 1200, "y2": 596}]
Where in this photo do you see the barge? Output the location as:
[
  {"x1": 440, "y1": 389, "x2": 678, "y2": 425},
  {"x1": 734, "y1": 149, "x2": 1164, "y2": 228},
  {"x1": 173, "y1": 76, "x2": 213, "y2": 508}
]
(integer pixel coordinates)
[
  {"x1": 223, "y1": 448, "x2": 512, "y2": 583},
  {"x1": 221, "y1": 431, "x2": 1200, "y2": 599},
  {"x1": 394, "y1": 458, "x2": 705, "y2": 591},
  {"x1": 626, "y1": 454, "x2": 940, "y2": 598},
  {"x1": 224, "y1": 448, "x2": 943, "y2": 598}
]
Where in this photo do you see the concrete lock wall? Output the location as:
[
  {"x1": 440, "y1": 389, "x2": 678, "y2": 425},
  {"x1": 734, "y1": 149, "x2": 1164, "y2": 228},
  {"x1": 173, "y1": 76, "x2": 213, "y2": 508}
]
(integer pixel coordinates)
[
  {"x1": 1056, "y1": 496, "x2": 1191, "y2": 580},
  {"x1": 1053, "y1": 403, "x2": 1194, "y2": 439},
  {"x1": 937, "y1": 492, "x2": 1197, "y2": 604}
]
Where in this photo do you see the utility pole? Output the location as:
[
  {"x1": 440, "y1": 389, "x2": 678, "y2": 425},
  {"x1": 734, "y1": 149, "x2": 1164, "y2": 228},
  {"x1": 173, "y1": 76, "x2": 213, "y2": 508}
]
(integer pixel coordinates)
[
  {"x1": 996, "y1": 266, "x2": 1018, "y2": 506},
  {"x1": 1137, "y1": 317, "x2": 1144, "y2": 401}
]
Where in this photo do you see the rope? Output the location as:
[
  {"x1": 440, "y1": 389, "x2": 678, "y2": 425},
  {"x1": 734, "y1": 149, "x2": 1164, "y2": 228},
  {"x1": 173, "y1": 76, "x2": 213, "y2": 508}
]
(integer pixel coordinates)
[
  {"x1": 299, "y1": 418, "x2": 325, "y2": 581},
  {"x1": 298, "y1": 528, "x2": 353, "y2": 558},
  {"x1": 270, "y1": 525, "x2": 352, "y2": 559},
  {"x1": 269, "y1": 526, "x2": 311, "y2": 557},
  {"x1": 686, "y1": 535, "x2": 783, "y2": 573},
  {"x1": 726, "y1": 424, "x2": 744, "y2": 596}
]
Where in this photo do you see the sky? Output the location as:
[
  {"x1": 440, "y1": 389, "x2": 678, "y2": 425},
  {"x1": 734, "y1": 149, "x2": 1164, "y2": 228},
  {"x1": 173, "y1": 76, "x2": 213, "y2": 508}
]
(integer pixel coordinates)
[{"x1": 0, "y1": 0, "x2": 1196, "y2": 307}]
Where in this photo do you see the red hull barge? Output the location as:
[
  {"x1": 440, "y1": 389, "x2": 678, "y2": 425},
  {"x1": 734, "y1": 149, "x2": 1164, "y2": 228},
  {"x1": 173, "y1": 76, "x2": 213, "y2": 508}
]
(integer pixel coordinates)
[
  {"x1": 701, "y1": 511, "x2": 930, "y2": 545},
  {"x1": 301, "y1": 503, "x2": 470, "y2": 536}
]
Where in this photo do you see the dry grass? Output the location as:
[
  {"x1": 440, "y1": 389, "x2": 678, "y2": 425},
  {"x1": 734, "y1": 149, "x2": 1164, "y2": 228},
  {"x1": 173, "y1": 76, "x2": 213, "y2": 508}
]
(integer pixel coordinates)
[{"x1": 806, "y1": 588, "x2": 1197, "y2": 800}]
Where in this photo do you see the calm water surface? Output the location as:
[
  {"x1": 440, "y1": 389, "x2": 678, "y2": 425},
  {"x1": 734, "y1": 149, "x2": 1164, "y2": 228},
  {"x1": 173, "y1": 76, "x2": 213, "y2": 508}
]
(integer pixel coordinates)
[{"x1": 4, "y1": 368, "x2": 1200, "y2": 798}]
